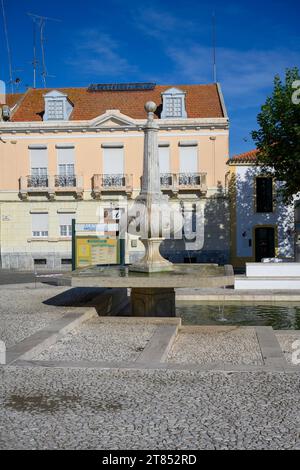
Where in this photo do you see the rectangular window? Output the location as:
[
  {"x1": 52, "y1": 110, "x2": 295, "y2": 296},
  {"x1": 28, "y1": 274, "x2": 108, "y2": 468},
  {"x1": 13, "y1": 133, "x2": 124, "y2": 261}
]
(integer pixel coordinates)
[
  {"x1": 47, "y1": 100, "x2": 64, "y2": 120},
  {"x1": 59, "y1": 213, "x2": 74, "y2": 237},
  {"x1": 61, "y1": 258, "x2": 72, "y2": 265},
  {"x1": 158, "y1": 146, "x2": 170, "y2": 174},
  {"x1": 29, "y1": 147, "x2": 48, "y2": 186},
  {"x1": 166, "y1": 97, "x2": 182, "y2": 117},
  {"x1": 179, "y1": 145, "x2": 198, "y2": 173},
  {"x1": 103, "y1": 147, "x2": 124, "y2": 175},
  {"x1": 256, "y1": 177, "x2": 273, "y2": 212},
  {"x1": 32, "y1": 213, "x2": 48, "y2": 238},
  {"x1": 34, "y1": 259, "x2": 47, "y2": 265},
  {"x1": 56, "y1": 146, "x2": 75, "y2": 186},
  {"x1": 102, "y1": 147, "x2": 124, "y2": 187}
]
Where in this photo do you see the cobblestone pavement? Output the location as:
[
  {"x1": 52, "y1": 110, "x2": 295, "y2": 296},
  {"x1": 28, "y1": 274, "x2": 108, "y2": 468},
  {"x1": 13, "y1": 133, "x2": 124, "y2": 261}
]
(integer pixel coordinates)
[
  {"x1": 168, "y1": 327, "x2": 263, "y2": 365},
  {"x1": 276, "y1": 331, "x2": 300, "y2": 364},
  {"x1": 34, "y1": 318, "x2": 157, "y2": 362},
  {"x1": 0, "y1": 284, "x2": 106, "y2": 348},
  {"x1": 0, "y1": 284, "x2": 72, "y2": 348},
  {"x1": 0, "y1": 367, "x2": 299, "y2": 450},
  {"x1": 1, "y1": 285, "x2": 300, "y2": 450}
]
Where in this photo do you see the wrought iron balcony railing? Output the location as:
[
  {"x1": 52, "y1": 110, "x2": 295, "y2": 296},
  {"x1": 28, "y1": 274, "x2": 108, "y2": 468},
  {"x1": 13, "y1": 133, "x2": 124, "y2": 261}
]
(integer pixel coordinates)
[
  {"x1": 55, "y1": 175, "x2": 77, "y2": 187},
  {"x1": 102, "y1": 173, "x2": 126, "y2": 188},
  {"x1": 159, "y1": 172, "x2": 207, "y2": 193},
  {"x1": 92, "y1": 174, "x2": 133, "y2": 197},
  {"x1": 27, "y1": 175, "x2": 48, "y2": 188},
  {"x1": 19, "y1": 175, "x2": 84, "y2": 200},
  {"x1": 178, "y1": 172, "x2": 207, "y2": 190},
  {"x1": 160, "y1": 173, "x2": 174, "y2": 189}
]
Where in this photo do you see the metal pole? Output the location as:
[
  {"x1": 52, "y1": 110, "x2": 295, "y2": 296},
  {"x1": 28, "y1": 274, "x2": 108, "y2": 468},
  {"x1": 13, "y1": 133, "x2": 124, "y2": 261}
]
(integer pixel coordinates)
[{"x1": 72, "y1": 218, "x2": 76, "y2": 271}]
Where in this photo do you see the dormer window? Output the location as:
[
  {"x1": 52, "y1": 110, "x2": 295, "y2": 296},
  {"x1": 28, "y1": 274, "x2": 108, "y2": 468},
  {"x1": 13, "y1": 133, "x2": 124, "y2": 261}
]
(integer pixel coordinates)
[
  {"x1": 47, "y1": 99, "x2": 64, "y2": 120},
  {"x1": 161, "y1": 87, "x2": 187, "y2": 119},
  {"x1": 43, "y1": 90, "x2": 73, "y2": 121}
]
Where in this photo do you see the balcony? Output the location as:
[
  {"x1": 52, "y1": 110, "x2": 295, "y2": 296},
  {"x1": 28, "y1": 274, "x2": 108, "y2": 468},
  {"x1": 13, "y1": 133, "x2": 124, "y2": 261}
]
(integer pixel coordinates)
[
  {"x1": 177, "y1": 172, "x2": 207, "y2": 191},
  {"x1": 92, "y1": 173, "x2": 133, "y2": 198},
  {"x1": 27, "y1": 175, "x2": 49, "y2": 189},
  {"x1": 160, "y1": 173, "x2": 174, "y2": 190},
  {"x1": 160, "y1": 172, "x2": 207, "y2": 194},
  {"x1": 19, "y1": 175, "x2": 83, "y2": 200}
]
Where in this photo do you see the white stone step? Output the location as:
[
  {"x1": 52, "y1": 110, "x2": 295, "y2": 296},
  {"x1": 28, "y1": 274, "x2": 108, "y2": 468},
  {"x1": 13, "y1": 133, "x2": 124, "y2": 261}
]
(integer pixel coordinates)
[
  {"x1": 246, "y1": 262, "x2": 300, "y2": 278},
  {"x1": 235, "y1": 277, "x2": 300, "y2": 290}
]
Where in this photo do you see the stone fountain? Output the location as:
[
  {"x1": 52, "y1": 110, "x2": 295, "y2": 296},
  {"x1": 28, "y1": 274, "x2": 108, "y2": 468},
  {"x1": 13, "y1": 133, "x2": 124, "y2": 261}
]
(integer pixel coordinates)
[
  {"x1": 71, "y1": 102, "x2": 234, "y2": 317},
  {"x1": 129, "y1": 101, "x2": 174, "y2": 274}
]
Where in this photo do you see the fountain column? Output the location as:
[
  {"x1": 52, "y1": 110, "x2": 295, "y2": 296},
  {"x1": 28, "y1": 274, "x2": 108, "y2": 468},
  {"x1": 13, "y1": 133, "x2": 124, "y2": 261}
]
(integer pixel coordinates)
[
  {"x1": 129, "y1": 101, "x2": 175, "y2": 316},
  {"x1": 130, "y1": 101, "x2": 174, "y2": 274}
]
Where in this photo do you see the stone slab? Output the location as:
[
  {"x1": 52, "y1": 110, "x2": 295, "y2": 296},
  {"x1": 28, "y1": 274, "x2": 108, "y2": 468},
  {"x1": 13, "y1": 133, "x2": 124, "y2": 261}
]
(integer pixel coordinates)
[
  {"x1": 6, "y1": 308, "x2": 96, "y2": 364},
  {"x1": 70, "y1": 264, "x2": 234, "y2": 289},
  {"x1": 136, "y1": 324, "x2": 179, "y2": 363},
  {"x1": 167, "y1": 326, "x2": 263, "y2": 365},
  {"x1": 255, "y1": 326, "x2": 287, "y2": 367},
  {"x1": 246, "y1": 262, "x2": 300, "y2": 278},
  {"x1": 235, "y1": 277, "x2": 300, "y2": 290}
]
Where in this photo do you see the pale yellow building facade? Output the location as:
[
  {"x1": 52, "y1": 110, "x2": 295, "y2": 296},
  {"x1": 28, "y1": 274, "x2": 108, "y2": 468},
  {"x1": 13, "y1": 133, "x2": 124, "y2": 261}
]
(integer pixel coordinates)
[{"x1": 0, "y1": 83, "x2": 230, "y2": 270}]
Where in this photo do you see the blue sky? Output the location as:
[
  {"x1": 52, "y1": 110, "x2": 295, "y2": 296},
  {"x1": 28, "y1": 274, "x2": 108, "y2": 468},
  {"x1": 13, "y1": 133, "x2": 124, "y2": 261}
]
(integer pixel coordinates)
[{"x1": 0, "y1": 0, "x2": 299, "y2": 155}]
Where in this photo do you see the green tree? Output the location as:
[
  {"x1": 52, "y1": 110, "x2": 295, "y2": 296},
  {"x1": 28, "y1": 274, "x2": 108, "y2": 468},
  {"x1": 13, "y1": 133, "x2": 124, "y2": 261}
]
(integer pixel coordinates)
[{"x1": 252, "y1": 68, "x2": 300, "y2": 203}]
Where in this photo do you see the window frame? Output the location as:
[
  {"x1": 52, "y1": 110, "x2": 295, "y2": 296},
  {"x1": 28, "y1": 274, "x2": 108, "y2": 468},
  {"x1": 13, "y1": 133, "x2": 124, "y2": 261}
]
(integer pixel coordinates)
[{"x1": 255, "y1": 176, "x2": 274, "y2": 213}]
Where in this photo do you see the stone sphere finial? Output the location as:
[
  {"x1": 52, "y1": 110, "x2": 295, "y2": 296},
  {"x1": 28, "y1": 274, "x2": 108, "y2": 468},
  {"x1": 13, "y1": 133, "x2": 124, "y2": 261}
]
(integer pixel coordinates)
[{"x1": 144, "y1": 101, "x2": 157, "y2": 113}]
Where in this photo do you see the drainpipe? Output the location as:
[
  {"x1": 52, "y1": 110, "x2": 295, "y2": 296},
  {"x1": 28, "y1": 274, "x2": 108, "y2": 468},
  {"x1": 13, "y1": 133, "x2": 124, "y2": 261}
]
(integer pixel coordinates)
[{"x1": 295, "y1": 201, "x2": 300, "y2": 262}]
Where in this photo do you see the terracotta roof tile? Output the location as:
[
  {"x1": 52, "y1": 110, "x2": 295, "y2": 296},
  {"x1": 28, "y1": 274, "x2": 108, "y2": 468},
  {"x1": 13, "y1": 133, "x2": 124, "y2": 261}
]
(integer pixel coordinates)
[
  {"x1": 4, "y1": 93, "x2": 24, "y2": 108},
  {"x1": 7, "y1": 84, "x2": 224, "y2": 122},
  {"x1": 229, "y1": 149, "x2": 258, "y2": 164}
]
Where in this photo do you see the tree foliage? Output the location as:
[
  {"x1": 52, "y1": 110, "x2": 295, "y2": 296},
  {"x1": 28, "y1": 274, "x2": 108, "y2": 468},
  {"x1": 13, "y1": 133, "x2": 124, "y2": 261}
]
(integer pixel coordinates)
[{"x1": 252, "y1": 68, "x2": 300, "y2": 203}]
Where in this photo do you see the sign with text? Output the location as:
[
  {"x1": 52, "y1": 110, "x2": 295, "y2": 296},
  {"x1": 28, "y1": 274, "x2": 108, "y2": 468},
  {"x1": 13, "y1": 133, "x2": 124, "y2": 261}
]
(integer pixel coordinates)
[{"x1": 75, "y1": 236, "x2": 119, "y2": 268}]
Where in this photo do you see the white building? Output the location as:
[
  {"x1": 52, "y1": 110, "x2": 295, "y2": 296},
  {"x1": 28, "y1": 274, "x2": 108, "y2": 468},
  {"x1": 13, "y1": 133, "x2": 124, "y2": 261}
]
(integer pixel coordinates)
[{"x1": 227, "y1": 149, "x2": 295, "y2": 268}]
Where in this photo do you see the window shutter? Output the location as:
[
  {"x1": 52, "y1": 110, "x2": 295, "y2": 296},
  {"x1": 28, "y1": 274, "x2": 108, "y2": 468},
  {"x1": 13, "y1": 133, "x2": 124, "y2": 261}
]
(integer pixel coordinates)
[
  {"x1": 159, "y1": 146, "x2": 170, "y2": 173},
  {"x1": 32, "y1": 213, "x2": 48, "y2": 232},
  {"x1": 57, "y1": 146, "x2": 75, "y2": 165},
  {"x1": 179, "y1": 146, "x2": 198, "y2": 173},
  {"x1": 30, "y1": 148, "x2": 48, "y2": 169},
  {"x1": 103, "y1": 147, "x2": 124, "y2": 174},
  {"x1": 59, "y1": 213, "x2": 74, "y2": 226}
]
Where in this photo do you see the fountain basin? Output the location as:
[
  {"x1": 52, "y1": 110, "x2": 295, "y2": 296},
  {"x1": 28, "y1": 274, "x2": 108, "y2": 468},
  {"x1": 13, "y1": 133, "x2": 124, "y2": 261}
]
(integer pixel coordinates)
[{"x1": 71, "y1": 264, "x2": 234, "y2": 317}]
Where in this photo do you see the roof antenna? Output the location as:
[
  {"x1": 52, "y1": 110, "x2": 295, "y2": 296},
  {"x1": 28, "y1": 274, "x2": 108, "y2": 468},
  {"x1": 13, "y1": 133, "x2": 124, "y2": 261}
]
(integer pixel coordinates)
[
  {"x1": 1, "y1": 0, "x2": 14, "y2": 93},
  {"x1": 27, "y1": 13, "x2": 61, "y2": 88},
  {"x1": 212, "y1": 11, "x2": 217, "y2": 83}
]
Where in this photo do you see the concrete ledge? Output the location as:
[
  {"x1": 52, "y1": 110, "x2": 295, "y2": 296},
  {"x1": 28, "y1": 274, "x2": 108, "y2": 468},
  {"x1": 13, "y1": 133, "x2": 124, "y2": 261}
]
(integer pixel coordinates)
[
  {"x1": 6, "y1": 308, "x2": 96, "y2": 364},
  {"x1": 136, "y1": 324, "x2": 179, "y2": 363},
  {"x1": 235, "y1": 277, "x2": 300, "y2": 290},
  {"x1": 246, "y1": 262, "x2": 300, "y2": 278},
  {"x1": 255, "y1": 326, "x2": 287, "y2": 367},
  {"x1": 176, "y1": 288, "x2": 300, "y2": 302},
  {"x1": 11, "y1": 359, "x2": 299, "y2": 373}
]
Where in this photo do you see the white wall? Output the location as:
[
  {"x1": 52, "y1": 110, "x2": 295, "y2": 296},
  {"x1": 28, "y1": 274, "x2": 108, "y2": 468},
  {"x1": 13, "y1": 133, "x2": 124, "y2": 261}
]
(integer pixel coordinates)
[{"x1": 236, "y1": 165, "x2": 294, "y2": 258}]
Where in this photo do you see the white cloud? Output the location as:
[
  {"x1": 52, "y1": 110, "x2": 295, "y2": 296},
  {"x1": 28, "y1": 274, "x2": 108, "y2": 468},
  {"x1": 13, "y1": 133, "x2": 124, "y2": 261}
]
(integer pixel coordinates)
[
  {"x1": 166, "y1": 44, "x2": 300, "y2": 109},
  {"x1": 132, "y1": 6, "x2": 200, "y2": 41},
  {"x1": 68, "y1": 29, "x2": 138, "y2": 77}
]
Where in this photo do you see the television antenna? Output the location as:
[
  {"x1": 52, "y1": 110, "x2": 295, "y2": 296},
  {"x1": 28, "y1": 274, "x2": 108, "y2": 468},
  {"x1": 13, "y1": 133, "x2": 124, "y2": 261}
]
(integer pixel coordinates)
[
  {"x1": 212, "y1": 11, "x2": 217, "y2": 83},
  {"x1": 1, "y1": 0, "x2": 14, "y2": 92},
  {"x1": 27, "y1": 13, "x2": 61, "y2": 88}
]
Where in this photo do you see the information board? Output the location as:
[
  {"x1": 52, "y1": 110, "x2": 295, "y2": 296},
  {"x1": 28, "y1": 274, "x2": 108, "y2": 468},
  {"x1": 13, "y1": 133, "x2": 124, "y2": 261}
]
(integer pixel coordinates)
[{"x1": 75, "y1": 236, "x2": 119, "y2": 268}]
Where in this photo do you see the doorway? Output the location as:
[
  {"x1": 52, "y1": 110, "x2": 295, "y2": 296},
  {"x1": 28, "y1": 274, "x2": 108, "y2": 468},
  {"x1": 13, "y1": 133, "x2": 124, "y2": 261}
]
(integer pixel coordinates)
[{"x1": 255, "y1": 227, "x2": 275, "y2": 262}]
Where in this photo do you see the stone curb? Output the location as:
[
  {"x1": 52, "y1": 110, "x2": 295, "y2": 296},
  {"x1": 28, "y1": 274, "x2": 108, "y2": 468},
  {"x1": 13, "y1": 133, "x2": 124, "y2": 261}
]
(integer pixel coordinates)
[
  {"x1": 176, "y1": 294, "x2": 300, "y2": 301},
  {"x1": 136, "y1": 324, "x2": 179, "y2": 363},
  {"x1": 5, "y1": 308, "x2": 96, "y2": 365},
  {"x1": 255, "y1": 326, "x2": 287, "y2": 367},
  {"x1": 10, "y1": 359, "x2": 300, "y2": 373}
]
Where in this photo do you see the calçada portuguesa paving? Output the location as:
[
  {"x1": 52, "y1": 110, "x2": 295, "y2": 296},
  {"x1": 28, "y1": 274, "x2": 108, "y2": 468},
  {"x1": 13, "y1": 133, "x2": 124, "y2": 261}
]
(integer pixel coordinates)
[{"x1": 0, "y1": 282, "x2": 300, "y2": 450}]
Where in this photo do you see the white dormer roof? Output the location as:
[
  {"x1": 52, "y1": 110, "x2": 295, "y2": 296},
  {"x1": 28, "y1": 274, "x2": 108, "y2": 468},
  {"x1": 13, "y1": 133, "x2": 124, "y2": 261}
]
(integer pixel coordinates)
[
  {"x1": 161, "y1": 87, "x2": 187, "y2": 119},
  {"x1": 43, "y1": 90, "x2": 73, "y2": 121}
]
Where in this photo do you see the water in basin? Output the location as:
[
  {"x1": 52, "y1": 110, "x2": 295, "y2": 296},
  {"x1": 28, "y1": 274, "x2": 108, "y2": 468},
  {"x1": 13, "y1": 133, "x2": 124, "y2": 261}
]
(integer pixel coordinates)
[{"x1": 177, "y1": 301, "x2": 300, "y2": 330}]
